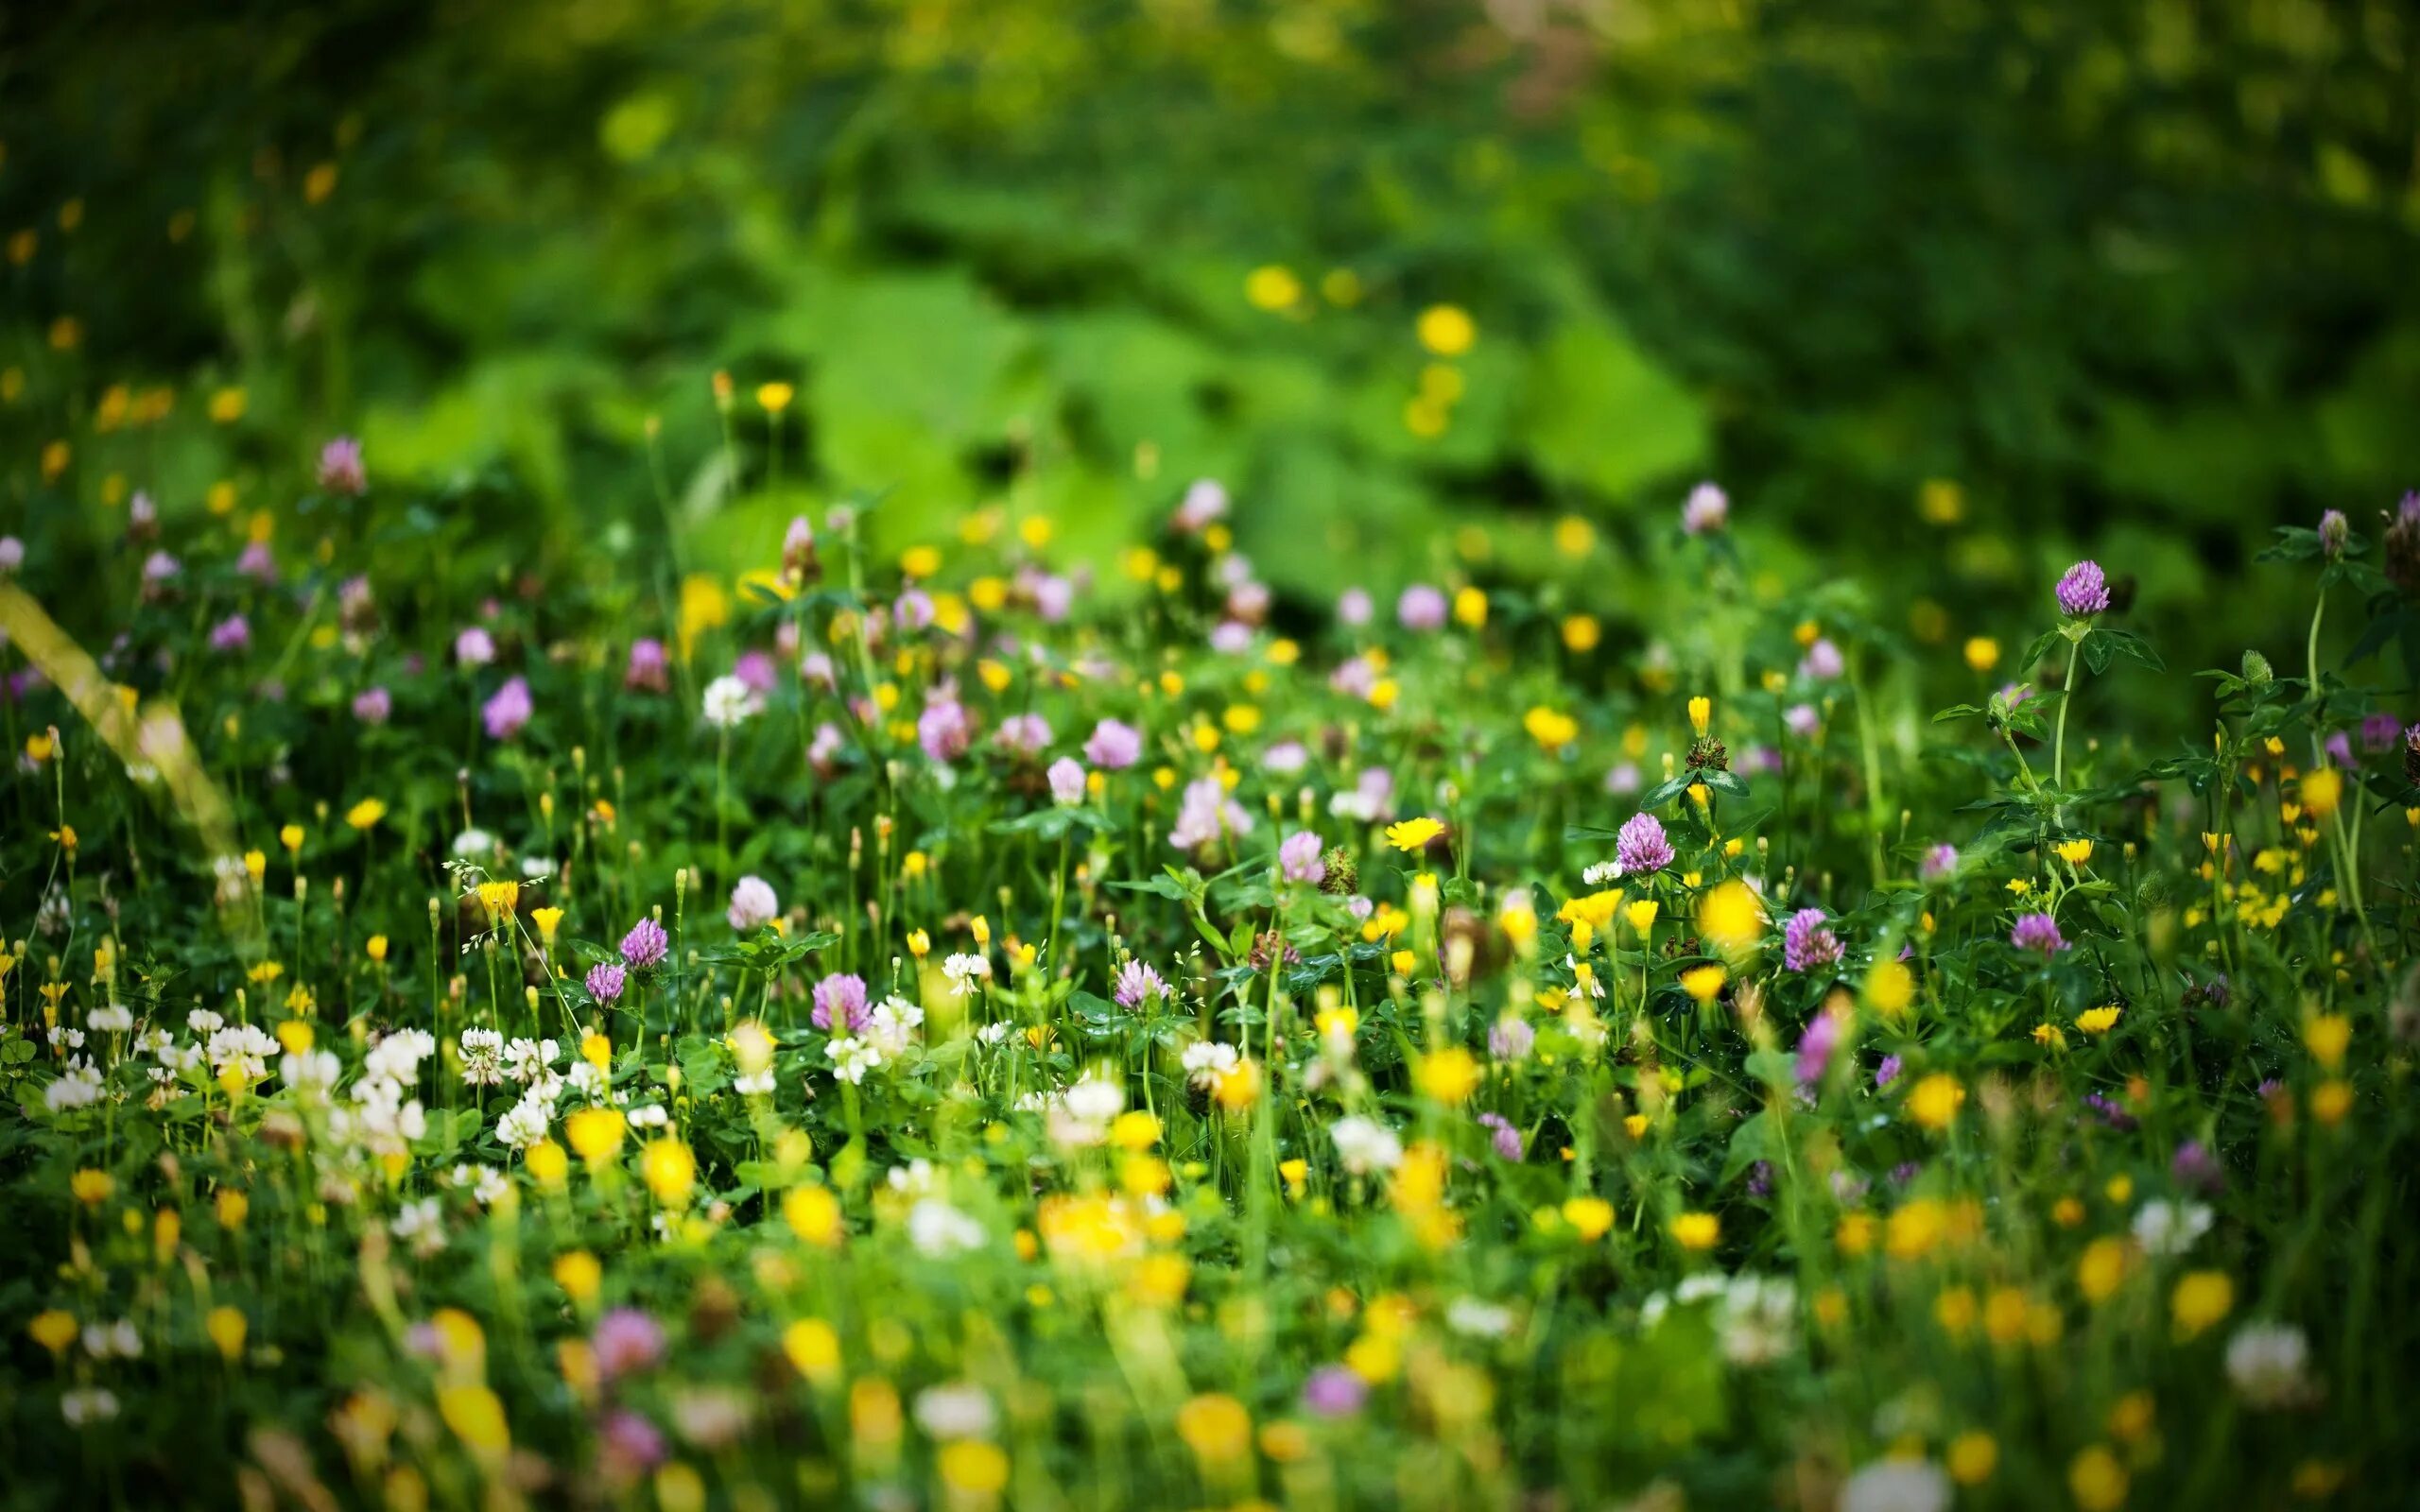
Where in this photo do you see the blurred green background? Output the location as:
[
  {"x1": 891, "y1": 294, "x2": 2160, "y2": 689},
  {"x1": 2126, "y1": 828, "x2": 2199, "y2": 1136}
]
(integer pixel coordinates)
[{"x1": 7, "y1": 0, "x2": 2419, "y2": 709}]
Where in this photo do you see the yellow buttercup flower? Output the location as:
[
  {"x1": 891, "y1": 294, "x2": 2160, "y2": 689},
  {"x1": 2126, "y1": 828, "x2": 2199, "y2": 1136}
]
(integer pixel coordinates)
[
  {"x1": 641, "y1": 1139, "x2": 697, "y2": 1206},
  {"x1": 1668, "y1": 1211, "x2": 1720, "y2": 1250},
  {"x1": 344, "y1": 799, "x2": 387, "y2": 831},
  {"x1": 206, "y1": 1305, "x2": 248, "y2": 1361},
  {"x1": 1385, "y1": 816, "x2": 1445, "y2": 852},
  {"x1": 2169, "y1": 1269, "x2": 2233, "y2": 1338},
  {"x1": 1906, "y1": 1074, "x2": 1966, "y2": 1131},
  {"x1": 1416, "y1": 304, "x2": 1476, "y2": 357},
  {"x1": 1413, "y1": 1047, "x2": 1481, "y2": 1104},
  {"x1": 564, "y1": 1108, "x2": 627, "y2": 1165}
]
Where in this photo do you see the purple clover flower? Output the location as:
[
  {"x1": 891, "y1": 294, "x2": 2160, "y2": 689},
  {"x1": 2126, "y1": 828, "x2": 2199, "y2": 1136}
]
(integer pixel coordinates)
[
  {"x1": 1302, "y1": 1366, "x2": 1368, "y2": 1418},
  {"x1": 812, "y1": 973, "x2": 871, "y2": 1032},
  {"x1": 591, "y1": 1309, "x2": 666, "y2": 1382},
  {"x1": 1397, "y1": 584, "x2": 1447, "y2": 632},
  {"x1": 2055, "y1": 559, "x2": 2110, "y2": 617},
  {"x1": 1614, "y1": 812, "x2": 1673, "y2": 876},
  {"x1": 318, "y1": 436, "x2": 366, "y2": 495},
  {"x1": 1112, "y1": 959, "x2": 1167, "y2": 1009},
  {"x1": 1783, "y1": 907, "x2": 1842, "y2": 973},
  {"x1": 621, "y1": 917, "x2": 669, "y2": 971},
  {"x1": 353, "y1": 686, "x2": 392, "y2": 726},
  {"x1": 1279, "y1": 831, "x2": 1325, "y2": 885},
  {"x1": 1478, "y1": 1111, "x2": 1526, "y2": 1161},
  {"x1": 2010, "y1": 911, "x2": 2066, "y2": 955},
  {"x1": 585, "y1": 962, "x2": 627, "y2": 1005},
  {"x1": 1084, "y1": 718, "x2": 1143, "y2": 770},
  {"x1": 482, "y1": 676, "x2": 532, "y2": 741}
]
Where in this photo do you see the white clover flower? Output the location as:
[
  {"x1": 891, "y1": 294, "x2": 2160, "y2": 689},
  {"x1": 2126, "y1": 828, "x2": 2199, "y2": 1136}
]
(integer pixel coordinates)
[
  {"x1": 907, "y1": 1197, "x2": 986, "y2": 1257},
  {"x1": 503, "y1": 1037, "x2": 558, "y2": 1085},
  {"x1": 701, "y1": 674, "x2": 759, "y2": 730},
  {"x1": 913, "y1": 1383, "x2": 997, "y2": 1441},
  {"x1": 1446, "y1": 1297, "x2": 1516, "y2": 1338},
  {"x1": 2131, "y1": 1199, "x2": 2213, "y2": 1258},
  {"x1": 1836, "y1": 1459, "x2": 1949, "y2": 1512},
  {"x1": 628, "y1": 1104, "x2": 670, "y2": 1128},
  {"x1": 2226, "y1": 1322, "x2": 2313, "y2": 1408},
  {"x1": 864, "y1": 996, "x2": 923, "y2": 1056},
  {"x1": 44, "y1": 1063, "x2": 104, "y2": 1112},
  {"x1": 941, "y1": 954, "x2": 992, "y2": 998},
  {"x1": 282, "y1": 1049, "x2": 341, "y2": 1091},
  {"x1": 87, "y1": 1005, "x2": 133, "y2": 1034},
  {"x1": 187, "y1": 1008, "x2": 225, "y2": 1036},
  {"x1": 830, "y1": 1037, "x2": 884, "y2": 1086},
  {"x1": 1329, "y1": 1113, "x2": 1403, "y2": 1176},
  {"x1": 458, "y1": 1027, "x2": 505, "y2": 1087},
  {"x1": 496, "y1": 1091, "x2": 551, "y2": 1149},
  {"x1": 735, "y1": 1069, "x2": 777, "y2": 1096},
  {"x1": 392, "y1": 1196, "x2": 447, "y2": 1256},
  {"x1": 60, "y1": 1387, "x2": 119, "y2": 1427},
  {"x1": 1182, "y1": 1040, "x2": 1240, "y2": 1091}
]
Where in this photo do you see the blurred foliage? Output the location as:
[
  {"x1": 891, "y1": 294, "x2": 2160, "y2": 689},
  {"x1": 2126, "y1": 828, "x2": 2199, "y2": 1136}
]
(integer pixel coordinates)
[{"x1": 6, "y1": 0, "x2": 2420, "y2": 717}]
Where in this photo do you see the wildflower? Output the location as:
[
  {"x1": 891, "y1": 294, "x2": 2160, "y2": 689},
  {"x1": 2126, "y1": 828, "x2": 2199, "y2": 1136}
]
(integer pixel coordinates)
[
  {"x1": 917, "y1": 696, "x2": 971, "y2": 763},
  {"x1": 1175, "y1": 1393, "x2": 1253, "y2": 1463},
  {"x1": 640, "y1": 1139, "x2": 696, "y2": 1206},
  {"x1": 1963, "y1": 637, "x2": 2000, "y2": 672},
  {"x1": 1613, "y1": 812, "x2": 1673, "y2": 876},
  {"x1": 483, "y1": 677, "x2": 532, "y2": 741},
  {"x1": 1681, "y1": 482, "x2": 1729, "y2": 535},
  {"x1": 1083, "y1": 718, "x2": 1142, "y2": 770},
  {"x1": 1837, "y1": 1460, "x2": 1949, "y2": 1512},
  {"x1": 456, "y1": 627, "x2": 496, "y2": 667},
  {"x1": 726, "y1": 875, "x2": 779, "y2": 933},
  {"x1": 701, "y1": 674, "x2": 757, "y2": 729},
  {"x1": 1396, "y1": 584, "x2": 1447, "y2": 631},
  {"x1": 2226, "y1": 1323, "x2": 2313, "y2": 1408},
  {"x1": 1302, "y1": 1366, "x2": 1368, "y2": 1417},
  {"x1": 2056, "y1": 559, "x2": 2111, "y2": 617},
  {"x1": 317, "y1": 436, "x2": 366, "y2": 494},
  {"x1": 1906, "y1": 1074, "x2": 1966, "y2": 1131},
  {"x1": 1669, "y1": 1211, "x2": 1720, "y2": 1250},
  {"x1": 2071, "y1": 1001, "x2": 2129, "y2": 1035},
  {"x1": 1681, "y1": 963, "x2": 1726, "y2": 1003},
  {"x1": 1415, "y1": 304, "x2": 1476, "y2": 356},
  {"x1": 2170, "y1": 1270, "x2": 2234, "y2": 1338},
  {"x1": 345, "y1": 798, "x2": 388, "y2": 831},
  {"x1": 585, "y1": 962, "x2": 626, "y2": 1005},
  {"x1": 1385, "y1": 816, "x2": 1444, "y2": 852},
  {"x1": 565, "y1": 1107, "x2": 626, "y2": 1164},
  {"x1": 812, "y1": 973, "x2": 871, "y2": 1032},
  {"x1": 1112, "y1": 960, "x2": 1167, "y2": 1010},
  {"x1": 1279, "y1": 830, "x2": 1324, "y2": 885},
  {"x1": 1782, "y1": 908, "x2": 1842, "y2": 973},
  {"x1": 2055, "y1": 837, "x2": 2093, "y2": 868},
  {"x1": 1412, "y1": 1046, "x2": 1480, "y2": 1104},
  {"x1": 1169, "y1": 777, "x2": 1253, "y2": 850},
  {"x1": 2010, "y1": 911, "x2": 2066, "y2": 954},
  {"x1": 2319, "y1": 507, "x2": 2348, "y2": 558},
  {"x1": 621, "y1": 917, "x2": 669, "y2": 970},
  {"x1": 593, "y1": 1308, "x2": 666, "y2": 1382},
  {"x1": 1330, "y1": 1115, "x2": 1403, "y2": 1175},
  {"x1": 1698, "y1": 881, "x2": 1766, "y2": 954},
  {"x1": 2301, "y1": 765, "x2": 2342, "y2": 819},
  {"x1": 941, "y1": 954, "x2": 992, "y2": 998},
  {"x1": 2067, "y1": 1446, "x2": 2128, "y2": 1512}
]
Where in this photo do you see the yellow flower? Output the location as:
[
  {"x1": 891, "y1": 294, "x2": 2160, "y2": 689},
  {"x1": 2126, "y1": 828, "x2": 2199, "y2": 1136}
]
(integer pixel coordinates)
[
  {"x1": 1697, "y1": 881, "x2": 1765, "y2": 954},
  {"x1": 1687, "y1": 695, "x2": 1712, "y2": 737},
  {"x1": 1947, "y1": 1432, "x2": 1998, "y2": 1485},
  {"x1": 2078, "y1": 1236, "x2": 2132, "y2": 1302},
  {"x1": 756, "y1": 381, "x2": 794, "y2": 413},
  {"x1": 1175, "y1": 1393, "x2": 1253, "y2": 1462},
  {"x1": 71, "y1": 1168, "x2": 114, "y2": 1205},
  {"x1": 1523, "y1": 707, "x2": 1579, "y2": 750},
  {"x1": 552, "y1": 1249, "x2": 602, "y2": 1306},
  {"x1": 2067, "y1": 1446, "x2": 2129, "y2": 1512},
  {"x1": 278, "y1": 823, "x2": 304, "y2": 853},
  {"x1": 1681, "y1": 964, "x2": 1727, "y2": 1003},
  {"x1": 29, "y1": 1310, "x2": 78, "y2": 1355},
  {"x1": 641, "y1": 1139, "x2": 697, "y2": 1206},
  {"x1": 782, "y1": 1318, "x2": 842, "y2": 1383},
  {"x1": 206, "y1": 1305, "x2": 247, "y2": 1361},
  {"x1": 1963, "y1": 636, "x2": 2000, "y2": 672},
  {"x1": 1863, "y1": 957, "x2": 1914, "y2": 1018},
  {"x1": 1905, "y1": 1074, "x2": 1966, "y2": 1131},
  {"x1": 564, "y1": 1107, "x2": 627, "y2": 1165},
  {"x1": 436, "y1": 1384, "x2": 510, "y2": 1459},
  {"x1": 1562, "y1": 613, "x2": 1601, "y2": 652},
  {"x1": 526, "y1": 1140, "x2": 569, "y2": 1186},
  {"x1": 2073, "y1": 1005, "x2": 2121, "y2": 1035},
  {"x1": 216, "y1": 1189, "x2": 249, "y2": 1228},
  {"x1": 2311, "y1": 1078, "x2": 2353, "y2": 1125},
  {"x1": 2303, "y1": 1013, "x2": 2351, "y2": 1072},
  {"x1": 530, "y1": 907, "x2": 564, "y2": 945},
  {"x1": 2055, "y1": 837, "x2": 2094, "y2": 868},
  {"x1": 1385, "y1": 816, "x2": 1445, "y2": 852},
  {"x1": 938, "y1": 1439, "x2": 1011, "y2": 1498},
  {"x1": 1453, "y1": 586, "x2": 1488, "y2": 628},
  {"x1": 1626, "y1": 899, "x2": 1660, "y2": 935},
  {"x1": 1416, "y1": 304, "x2": 1477, "y2": 356},
  {"x1": 1668, "y1": 1211, "x2": 1720, "y2": 1251},
  {"x1": 783, "y1": 1184, "x2": 845, "y2": 1247},
  {"x1": 474, "y1": 880, "x2": 520, "y2": 923},
  {"x1": 365, "y1": 935, "x2": 389, "y2": 962},
  {"x1": 1542, "y1": 1197, "x2": 1611, "y2": 1245},
  {"x1": 1244, "y1": 265, "x2": 1302, "y2": 311},
  {"x1": 2301, "y1": 766, "x2": 2342, "y2": 819},
  {"x1": 2169, "y1": 1269, "x2": 2234, "y2": 1338},
  {"x1": 1413, "y1": 1047, "x2": 1481, "y2": 1104},
  {"x1": 344, "y1": 798, "x2": 387, "y2": 831}
]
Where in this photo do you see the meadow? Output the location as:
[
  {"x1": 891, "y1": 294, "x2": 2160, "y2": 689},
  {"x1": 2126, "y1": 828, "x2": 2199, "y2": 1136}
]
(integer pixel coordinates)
[{"x1": 7, "y1": 3, "x2": 2420, "y2": 1509}]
